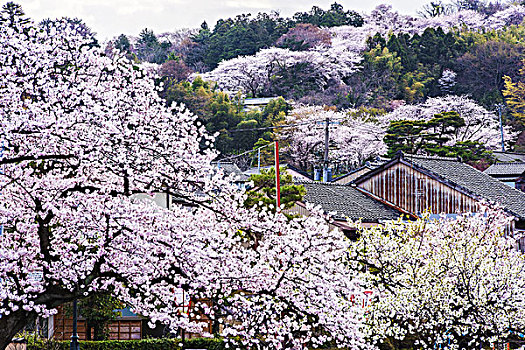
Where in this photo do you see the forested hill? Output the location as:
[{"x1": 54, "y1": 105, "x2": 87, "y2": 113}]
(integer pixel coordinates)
[{"x1": 21, "y1": 0, "x2": 525, "y2": 172}]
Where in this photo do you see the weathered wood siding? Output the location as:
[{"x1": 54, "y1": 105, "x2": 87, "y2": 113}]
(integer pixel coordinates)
[
  {"x1": 332, "y1": 167, "x2": 371, "y2": 185},
  {"x1": 357, "y1": 162, "x2": 477, "y2": 215}
]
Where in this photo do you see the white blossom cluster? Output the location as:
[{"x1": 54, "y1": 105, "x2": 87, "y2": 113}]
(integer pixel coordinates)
[
  {"x1": 199, "y1": 47, "x2": 362, "y2": 97},
  {"x1": 351, "y1": 208, "x2": 525, "y2": 349},
  {"x1": 0, "y1": 13, "x2": 371, "y2": 349},
  {"x1": 362, "y1": 4, "x2": 525, "y2": 37}
]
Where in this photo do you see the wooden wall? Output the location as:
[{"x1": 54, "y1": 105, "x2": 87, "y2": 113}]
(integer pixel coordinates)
[
  {"x1": 332, "y1": 167, "x2": 371, "y2": 185},
  {"x1": 358, "y1": 162, "x2": 477, "y2": 215},
  {"x1": 51, "y1": 306, "x2": 142, "y2": 340}
]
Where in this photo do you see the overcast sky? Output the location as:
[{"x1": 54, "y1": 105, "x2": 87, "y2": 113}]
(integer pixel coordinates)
[{"x1": 13, "y1": 0, "x2": 446, "y2": 41}]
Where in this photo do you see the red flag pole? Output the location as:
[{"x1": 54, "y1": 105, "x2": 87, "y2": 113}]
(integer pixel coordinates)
[{"x1": 275, "y1": 141, "x2": 281, "y2": 210}]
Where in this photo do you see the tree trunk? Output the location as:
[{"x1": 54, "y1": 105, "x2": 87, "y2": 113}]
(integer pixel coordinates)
[
  {"x1": 0, "y1": 309, "x2": 37, "y2": 350},
  {"x1": 94, "y1": 323, "x2": 105, "y2": 341},
  {"x1": 86, "y1": 322, "x2": 92, "y2": 341}
]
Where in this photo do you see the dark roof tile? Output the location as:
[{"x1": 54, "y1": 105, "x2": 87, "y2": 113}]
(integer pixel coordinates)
[
  {"x1": 401, "y1": 154, "x2": 525, "y2": 219},
  {"x1": 484, "y1": 162, "x2": 525, "y2": 176},
  {"x1": 299, "y1": 182, "x2": 402, "y2": 222}
]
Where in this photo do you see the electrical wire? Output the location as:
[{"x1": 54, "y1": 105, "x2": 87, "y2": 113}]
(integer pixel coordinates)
[
  {"x1": 224, "y1": 117, "x2": 381, "y2": 133},
  {"x1": 218, "y1": 142, "x2": 274, "y2": 162}
]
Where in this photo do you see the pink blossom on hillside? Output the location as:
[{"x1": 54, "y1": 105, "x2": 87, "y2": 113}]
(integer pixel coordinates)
[
  {"x1": 382, "y1": 95, "x2": 517, "y2": 149},
  {"x1": 199, "y1": 47, "x2": 361, "y2": 96},
  {"x1": 279, "y1": 106, "x2": 386, "y2": 170}
]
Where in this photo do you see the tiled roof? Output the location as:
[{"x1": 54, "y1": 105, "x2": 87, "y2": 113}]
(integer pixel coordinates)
[
  {"x1": 243, "y1": 97, "x2": 279, "y2": 105},
  {"x1": 331, "y1": 157, "x2": 390, "y2": 183},
  {"x1": 300, "y1": 182, "x2": 403, "y2": 222},
  {"x1": 213, "y1": 162, "x2": 251, "y2": 182},
  {"x1": 484, "y1": 162, "x2": 525, "y2": 176},
  {"x1": 400, "y1": 154, "x2": 525, "y2": 219},
  {"x1": 493, "y1": 151, "x2": 525, "y2": 163}
]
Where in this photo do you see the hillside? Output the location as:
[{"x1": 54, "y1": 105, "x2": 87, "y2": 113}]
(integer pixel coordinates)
[{"x1": 103, "y1": 2, "x2": 525, "y2": 171}]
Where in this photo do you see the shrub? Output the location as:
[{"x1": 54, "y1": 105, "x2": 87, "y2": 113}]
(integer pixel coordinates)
[{"x1": 26, "y1": 336, "x2": 228, "y2": 350}]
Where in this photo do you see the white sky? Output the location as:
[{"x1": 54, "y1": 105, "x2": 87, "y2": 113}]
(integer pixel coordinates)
[{"x1": 11, "y1": 0, "x2": 449, "y2": 41}]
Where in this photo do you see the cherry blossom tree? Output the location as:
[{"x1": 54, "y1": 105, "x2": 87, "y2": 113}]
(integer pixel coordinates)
[
  {"x1": 275, "y1": 23, "x2": 331, "y2": 51},
  {"x1": 199, "y1": 47, "x2": 362, "y2": 97},
  {"x1": 351, "y1": 207, "x2": 525, "y2": 349},
  {"x1": 381, "y1": 95, "x2": 517, "y2": 149},
  {"x1": 197, "y1": 4, "x2": 525, "y2": 102},
  {"x1": 0, "y1": 10, "x2": 369, "y2": 349},
  {"x1": 485, "y1": 4, "x2": 525, "y2": 28},
  {"x1": 439, "y1": 69, "x2": 457, "y2": 94},
  {"x1": 279, "y1": 106, "x2": 386, "y2": 171}
]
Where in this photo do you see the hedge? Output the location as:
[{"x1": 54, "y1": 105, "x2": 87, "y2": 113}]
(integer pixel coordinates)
[
  {"x1": 26, "y1": 336, "x2": 226, "y2": 350},
  {"x1": 26, "y1": 335, "x2": 345, "y2": 350}
]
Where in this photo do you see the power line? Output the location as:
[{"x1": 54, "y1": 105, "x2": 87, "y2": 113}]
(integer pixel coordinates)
[
  {"x1": 224, "y1": 117, "x2": 380, "y2": 134},
  {"x1": 217, "y1": 142, "x2": 274, "y2": 162},
  {"x1": 224, "y1": 120, "x2": 319, "y2": 133}
]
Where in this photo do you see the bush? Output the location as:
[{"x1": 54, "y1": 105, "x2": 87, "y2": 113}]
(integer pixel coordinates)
[{"x1": 26, "y1": 336, "x2": 228, "y2": 350}]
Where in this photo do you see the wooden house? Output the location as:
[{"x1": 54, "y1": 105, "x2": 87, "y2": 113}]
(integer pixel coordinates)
[
  {"x1": 353, "y1": 153, "x2": 525, "y2": 235},
  {"x1": 484, "y1": 162, "x2": 525, "y2": 190}
]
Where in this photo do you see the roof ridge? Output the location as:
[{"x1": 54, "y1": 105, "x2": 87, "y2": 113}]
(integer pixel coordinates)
[
  {"x1": 494, "y1": 151, "x2": 525, "y2": 155},
  {"x1": 296, "y1": 181, "x2": 346, "y2": 186},
  {"x1": 490, "y1": 161, "x2": 525, "y2": 164},
  {"x1": 402, "y1": 153, "x2": 458, "y2": 161}
]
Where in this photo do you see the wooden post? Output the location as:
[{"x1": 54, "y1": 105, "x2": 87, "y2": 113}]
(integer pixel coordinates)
[{"x1": 275, "y1": 141, "x2": 281, "y2": 210}]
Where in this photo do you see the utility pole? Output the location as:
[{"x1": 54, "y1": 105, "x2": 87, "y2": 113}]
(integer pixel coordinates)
[
  {"x1": 323, "y1": 117, "x2": 329, "y2": 182},
  {"x1": 70, "y1": 299, "x2": 79, "y2": 350},
  {"x1": 496, "y1": 104, "x2": 506, "y2": 152},
  {"x1": 324, "y1": 117, "x2": 329, "y2": 170},
  {"x1": 257, "y1": 148, "x2": 261, "y2": 174},
  {"x1": 274, "y1": 141, "x2": 281, "y2": 210}
]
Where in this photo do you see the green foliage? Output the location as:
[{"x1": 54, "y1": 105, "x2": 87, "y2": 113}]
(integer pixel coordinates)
[
  {"x1": 114, "y1": 34, "x2": 131, "y2": 53},
  {"x1": 292, "y1": 3, "x2": 363, "y2": 28},
  {"x1": 1, "y1": 2, "x2": 30, "y2": 27},
  {"x1": 186, "y1": 3, "x2": 362, "y2": 70},
  {"x1": 384, "y1": 119, "x2": 428, "y2": 155},
  {"x1": 79, "y1": 295, "x2": 123, "y2": 340},
  {"x1": 135, "y1": 28, "x2": 173, "y2": 64},
  {"x1": 234, "y1": 119, "x2": 259, "y2": 150},
  {"x1": 252, "y1": 138, "x2": 275, "y2": 166},
  {"x1": 245, "y1": 167, "x2": 305, "y2": 213},
  {"x1": 349, "y1": 45, "x2": 403, "y2": 107},
  {"x1": 358, "y1": 27, "x2": 469, "y2": 105},
  {"x1": 25, "y1": 335, "x2": 229, "y2": 350},
  {"x1": 504, "y1": 61, "x2": 525, "y2": 125},
  {"x1": 431, "y1": 141, "x2": 493, "y2": 163},
  {"x1": 184, "y1": 337, "x2": 226, "y2": 349},
  {"x1": 187, "y1": 13, "x2": 290, "y2": 71},
  {"x1": 259, "y1": 97, "x2": 291, "y2": 126},
  {"x1": 388, "y1": 28, "x2": 466, "y2": 98},
  {"x1": 358, "y1": 23, "x2": 525, "y2": 109},
  {"x1": 384, "y1": 112, "x2": 492, "y2": 164},
  {"x1": 271, "y1": 61, "x2": 327, "y2": 99},
  {"x1": 163, "y1": 79, "x2": 289, "y2": 154}
]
